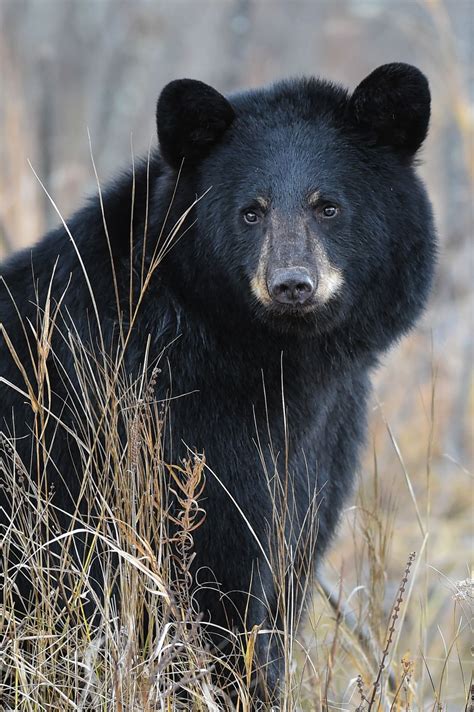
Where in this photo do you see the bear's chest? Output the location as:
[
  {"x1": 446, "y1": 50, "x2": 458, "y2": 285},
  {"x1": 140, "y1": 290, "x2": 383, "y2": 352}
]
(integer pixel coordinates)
[{"x1": 158, "y1": 338, "x2": 364, "y2": 482}]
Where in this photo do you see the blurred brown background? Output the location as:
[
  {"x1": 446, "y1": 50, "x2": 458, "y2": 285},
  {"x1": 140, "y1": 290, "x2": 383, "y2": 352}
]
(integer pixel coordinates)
[{"x1": 0, "y1": 0, "x2": 472, "y2": 701}]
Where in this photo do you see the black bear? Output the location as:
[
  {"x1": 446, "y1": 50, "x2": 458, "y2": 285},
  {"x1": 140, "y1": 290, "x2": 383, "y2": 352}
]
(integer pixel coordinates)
[{"x1": 0, "y1": 63, "x2": 436, "y2": 703}]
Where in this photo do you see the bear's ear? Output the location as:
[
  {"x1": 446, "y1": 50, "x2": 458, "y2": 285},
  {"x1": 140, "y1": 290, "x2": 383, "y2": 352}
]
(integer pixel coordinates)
[
  {"x1": 157, "y1": 79, "x2": 236, "y2": 169},
  {"x1": 348, "y1": 63, "x2": 430, "y2": 154}
]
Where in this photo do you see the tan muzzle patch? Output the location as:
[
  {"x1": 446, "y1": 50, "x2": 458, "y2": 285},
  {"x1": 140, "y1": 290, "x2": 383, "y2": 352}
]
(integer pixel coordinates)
[
  {"x1": 250, "y1": 227, "x2": 344, "y2": 307},
  {"x1": 250, "y1": 230, "x2": 273, "y2": 305}
]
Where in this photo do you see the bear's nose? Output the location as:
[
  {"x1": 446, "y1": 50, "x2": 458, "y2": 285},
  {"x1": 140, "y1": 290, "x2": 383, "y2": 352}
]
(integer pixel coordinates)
[{"x1": 268, "y1": 267, "x2": 316, "y2": 305}]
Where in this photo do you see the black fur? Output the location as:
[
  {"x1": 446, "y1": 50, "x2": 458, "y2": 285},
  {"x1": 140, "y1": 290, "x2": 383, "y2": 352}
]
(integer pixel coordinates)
[
  {"x1": 157, "y1": 78, "x2": 235, "y2": 168},
  {"x1": 0, "y1": 64, "x2": 436, "y2": 703},
  {"x1": 348, "y1": 62, "x2": 431, "y2": 153}
]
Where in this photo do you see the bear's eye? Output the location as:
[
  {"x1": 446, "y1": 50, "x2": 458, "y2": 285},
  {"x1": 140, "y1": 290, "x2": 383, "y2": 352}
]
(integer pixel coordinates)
[
  {"x1": 243, "y1": 210, "x2": 259, "y2": 224},
  {"x1": 321, "y1": 204, "x2": 338, "y2": 219}
]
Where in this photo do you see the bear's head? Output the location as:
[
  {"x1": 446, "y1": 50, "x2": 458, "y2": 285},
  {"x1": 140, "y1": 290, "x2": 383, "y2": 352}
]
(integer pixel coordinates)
[{"x1": 156, "y1": 64, "x2": 436, "y2": 352}]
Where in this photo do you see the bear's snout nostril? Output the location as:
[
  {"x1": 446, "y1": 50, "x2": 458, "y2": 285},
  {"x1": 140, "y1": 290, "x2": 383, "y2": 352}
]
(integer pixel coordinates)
[{"x1": 268, "y1": 268, "x2": 316, "y2": 306}]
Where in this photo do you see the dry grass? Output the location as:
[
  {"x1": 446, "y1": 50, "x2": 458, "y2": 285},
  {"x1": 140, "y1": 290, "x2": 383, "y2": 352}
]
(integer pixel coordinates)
[
  {"x1": 304, "y1": 386, "x2": 472, "y2": 711},
  {"x1": 1, "y1": 330, "x2": 470, "y2": 710}
]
